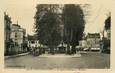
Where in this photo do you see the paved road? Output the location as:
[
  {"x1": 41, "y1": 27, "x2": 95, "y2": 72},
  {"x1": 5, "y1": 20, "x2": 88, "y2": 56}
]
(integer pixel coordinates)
[{"x1": 5, "y1": 52, "x2": 110, "y2": 70}]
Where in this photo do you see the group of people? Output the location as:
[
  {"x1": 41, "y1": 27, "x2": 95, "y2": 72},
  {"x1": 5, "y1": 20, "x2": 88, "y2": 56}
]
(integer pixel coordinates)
[{"x1": 29, "y1": 47, "x2": 41, "y2": 56}]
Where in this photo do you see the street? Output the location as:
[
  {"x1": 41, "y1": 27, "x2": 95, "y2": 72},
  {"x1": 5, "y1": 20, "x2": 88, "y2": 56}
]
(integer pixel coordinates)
[{"x1": 5, "y1": 52, "x2": 110, "y2": 70}]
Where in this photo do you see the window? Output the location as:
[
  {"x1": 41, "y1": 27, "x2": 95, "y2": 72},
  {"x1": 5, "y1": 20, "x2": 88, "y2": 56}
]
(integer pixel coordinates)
[
  {"x1": 15, "y1": 32, "x2": 17, "y2": 38},
  {"x1": 31, "y1": 41, "x2": 35, "y2": 44}
]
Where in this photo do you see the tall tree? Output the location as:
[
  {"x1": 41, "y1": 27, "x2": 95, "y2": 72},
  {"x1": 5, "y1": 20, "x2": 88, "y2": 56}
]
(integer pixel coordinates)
[
  {"x1": 34, "y1": 5, "x2": 61, "y2": 54},
  {"x1": 62, "y1": 4, "x2": 85, "y2": 54},
  {"x1": 105, "y1": 16, "x2": 111, "y2": 30},
  {"x1": 102, "y1": 15, "x2": 111, "y2": 53}
]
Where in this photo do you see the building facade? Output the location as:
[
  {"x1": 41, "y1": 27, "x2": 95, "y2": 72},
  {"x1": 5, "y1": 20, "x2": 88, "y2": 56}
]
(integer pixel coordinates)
[
  {"x1": 27, "y1": 35, "x2": 43, "y2": 48},
  {"x1": 4, "y1": 12, "x2": 12, "y2": 55},
  {"x1": 86, "y1": 33, "x2": 101, "y2": 49},
  {"x1": 79, "y1": 33, "x2": 101, "y2": 51},
  {"x1": 10, "y1": 24, "x2": 26, "y2": 54},
  {"x1": 28, "y1": 40, "x2": 41, "y2": 48}
]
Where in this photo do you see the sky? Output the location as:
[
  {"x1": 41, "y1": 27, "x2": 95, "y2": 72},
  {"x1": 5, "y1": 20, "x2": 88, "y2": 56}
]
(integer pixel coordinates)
[{"x1": 3, "y1": 0, "x2": 111, "y2": 35}]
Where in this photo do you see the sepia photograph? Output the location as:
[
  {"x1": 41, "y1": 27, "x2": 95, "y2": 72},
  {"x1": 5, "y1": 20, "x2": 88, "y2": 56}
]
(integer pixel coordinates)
[{"x1": 4, "y1": 3, "x2": 111, "y2": 70}]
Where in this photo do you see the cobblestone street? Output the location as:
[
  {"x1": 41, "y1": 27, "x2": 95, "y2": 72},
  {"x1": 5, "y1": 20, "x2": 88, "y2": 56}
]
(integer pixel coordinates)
[{"x1": 5, "y1": 52, "x2": 110, "y2": 70}]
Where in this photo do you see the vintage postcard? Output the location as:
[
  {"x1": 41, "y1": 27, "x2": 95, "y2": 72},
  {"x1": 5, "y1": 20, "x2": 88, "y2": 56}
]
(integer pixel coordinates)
[{"x1": 0, "y1": 0, "x2": 114, "y2": 73}]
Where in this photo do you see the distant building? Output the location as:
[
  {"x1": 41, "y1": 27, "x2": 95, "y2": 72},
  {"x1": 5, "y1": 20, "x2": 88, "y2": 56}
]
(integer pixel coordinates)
[
  {"x1": 86, "y1": 33, "x2": 101, "y2": 49},
  {"x1": 79, "y1": 33, "x2": 101, "y2": 51},
  {"x1": 27, "y1": 35, "x2": 41, "y2": 48},
  {"x1": 28, "y1": 40, "x2": 41, "y2": 48},
  {"x1": 10, "y1": 24, "x2": 26, "y2": 53}
]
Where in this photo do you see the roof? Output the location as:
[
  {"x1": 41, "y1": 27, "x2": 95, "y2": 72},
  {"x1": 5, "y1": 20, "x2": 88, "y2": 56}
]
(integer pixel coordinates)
[
  {"x1": 87, "y1": 33, "x2": 100, "y2": 38},
  {"x1": 27, "y1": 35, "x2": 38, "y2": 40},
  {"x1": 12, "y1": 24, "x2": 21, "y2": 28}
]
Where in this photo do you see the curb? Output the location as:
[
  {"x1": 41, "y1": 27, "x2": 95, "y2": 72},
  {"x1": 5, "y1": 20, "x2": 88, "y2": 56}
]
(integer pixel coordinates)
[
  {"x1": 5, "y1": 52, "x2": 29, "y2": 59},
  {"x1": 39, "y1": 54, "x2": 81, "y2": 58}
]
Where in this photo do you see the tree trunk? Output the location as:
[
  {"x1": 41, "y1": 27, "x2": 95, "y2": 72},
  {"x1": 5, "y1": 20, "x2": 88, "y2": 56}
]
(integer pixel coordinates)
[{"x1": 72, "y1": 45, "x2": 76, "y2": 54}]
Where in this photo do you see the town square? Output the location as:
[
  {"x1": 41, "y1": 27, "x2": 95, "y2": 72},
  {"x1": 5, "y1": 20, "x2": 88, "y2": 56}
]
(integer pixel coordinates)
[{"x1": 4, "y1": 4, "x2": 110, "y2": 70}]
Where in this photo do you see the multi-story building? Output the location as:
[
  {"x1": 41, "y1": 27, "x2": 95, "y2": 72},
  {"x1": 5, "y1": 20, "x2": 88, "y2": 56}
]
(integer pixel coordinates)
[
  {"x1": 10, "y1": 24, "x2": 26, "y2": 53},
  {"x1": 79, "y1": 33, "x2": 101, "y2": 51},
  {"x1": 27, "y1": 35, "x2": 42, "y2": 48},
  {"x1": 27, "y1": 35, "x2": 45, "y2": 54},
  {"x1": 86, "y1": 33, "x2": 101, "y2": 50},
  {"x1": 4, "y1": 12, "x2": 12, "y2": 55},
  {"x1": 28, "y1": 40, "x2": 40, "y2": 48}
]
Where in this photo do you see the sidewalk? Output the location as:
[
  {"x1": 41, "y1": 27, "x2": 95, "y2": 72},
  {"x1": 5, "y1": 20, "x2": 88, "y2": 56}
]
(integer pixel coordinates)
[
  {"x1": 5, "y1": 52, "x2": 29, "y2": 59},
  {"x1": 39, "y1": 53, "x2": 81, "y2": 58},
  {"x1": 79, "y1": 51, "x2": 100, "y2": 54}
]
